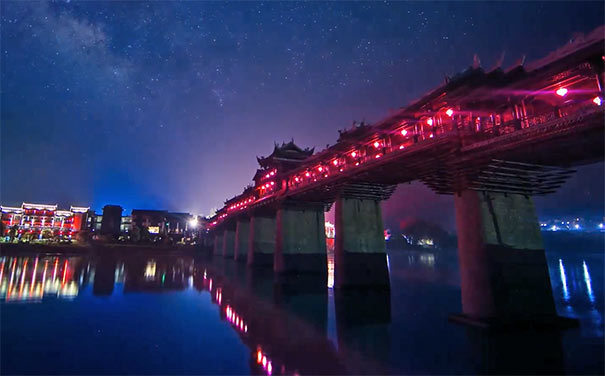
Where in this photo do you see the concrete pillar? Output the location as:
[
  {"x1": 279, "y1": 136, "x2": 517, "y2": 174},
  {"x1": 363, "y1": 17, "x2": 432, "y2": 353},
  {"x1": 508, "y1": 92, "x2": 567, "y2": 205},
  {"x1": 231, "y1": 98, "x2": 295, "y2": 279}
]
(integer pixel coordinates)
[
  {"x1": 247, "y1": 215, "x2": 276, "y2": 267},
  {"x1": 222, "y1": 229, "x2": 236, "y2": 258},
  {"x1": 274, "y1": 206, "x2": 327, "y2": 276},
  {"x1": 334, "y1": 198, "x2": 390, "y2": 289},
  {"x1": 454, "y1": 190, "x2": 556, "y2": 321},
  {"x1": 213, "y1": 233, "x2": 223, "y2": 256},
  {"x1": 234, "y1": 219, "x2": 250, "y2": 263}
]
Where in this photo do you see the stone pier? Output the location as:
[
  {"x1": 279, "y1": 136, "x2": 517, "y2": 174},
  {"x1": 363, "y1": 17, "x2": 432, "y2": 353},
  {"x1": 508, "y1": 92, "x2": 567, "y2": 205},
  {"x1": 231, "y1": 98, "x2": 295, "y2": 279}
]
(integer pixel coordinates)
[
  {"x1": 234, "y1": 219, "x2": 250, "y2": 263},
  {"x1": 274, "y1": 205, "x2": 327, "y2": 276},
  {"x1": 247, "y1": 215, "x2": 276, "y2": 267},
  {"x1": 222, "y1": 229, "x2": 236, "y2": 258},
  {"x1": 453, "y1": 190, "x2": 559, "y2": 324},
  {"x1": 334, "y1": 198, "x2": 390, "y2": 289},
  {"x1": 213, "y1": 233, "x2": 223, "y2": 256}
]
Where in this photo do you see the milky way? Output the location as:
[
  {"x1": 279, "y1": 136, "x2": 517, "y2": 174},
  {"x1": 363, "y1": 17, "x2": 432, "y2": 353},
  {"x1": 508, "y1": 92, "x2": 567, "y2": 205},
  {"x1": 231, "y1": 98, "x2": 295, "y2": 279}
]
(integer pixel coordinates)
[{"x1": 1, "y1": 1, "x2": 603, "y2": 226}]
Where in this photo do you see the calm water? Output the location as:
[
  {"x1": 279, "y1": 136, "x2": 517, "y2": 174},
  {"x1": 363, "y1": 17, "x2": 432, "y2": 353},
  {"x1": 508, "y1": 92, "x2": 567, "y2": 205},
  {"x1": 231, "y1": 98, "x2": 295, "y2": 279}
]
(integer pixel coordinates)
[{"x1": 1, "y1": 233, "x2": 603, "y2": 375}]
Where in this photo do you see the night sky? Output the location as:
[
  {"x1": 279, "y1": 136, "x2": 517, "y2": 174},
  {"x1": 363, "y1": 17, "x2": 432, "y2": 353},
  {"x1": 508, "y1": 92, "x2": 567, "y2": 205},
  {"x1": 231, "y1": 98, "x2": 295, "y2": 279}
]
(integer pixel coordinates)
[{"x1": 2, "y1": 1, "x2": 603, "y2": 229}]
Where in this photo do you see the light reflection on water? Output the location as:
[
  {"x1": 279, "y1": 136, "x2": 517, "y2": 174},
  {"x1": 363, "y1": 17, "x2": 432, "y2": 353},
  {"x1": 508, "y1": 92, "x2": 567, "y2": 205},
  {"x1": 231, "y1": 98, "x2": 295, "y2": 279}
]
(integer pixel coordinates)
[
  {"x1": 559, "y1": 259, "x2": 570, "y2": 301},
  {"x1": 583, "y1": 261, "x2": 595, "y2": 303},
  {"x1": 0, "y1": 257, "x2": 81, "y2": 302},
  {"x1": 0, "y1": 234, "x2": 603, "y2": 374}
]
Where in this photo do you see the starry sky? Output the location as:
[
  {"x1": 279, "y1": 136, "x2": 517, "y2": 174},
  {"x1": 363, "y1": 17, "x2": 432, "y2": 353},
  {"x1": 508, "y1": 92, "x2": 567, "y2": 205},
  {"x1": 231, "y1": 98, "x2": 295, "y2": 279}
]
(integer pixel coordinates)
[{"x1": 1, "y1": 1, "x2": 603, "y2": 229}]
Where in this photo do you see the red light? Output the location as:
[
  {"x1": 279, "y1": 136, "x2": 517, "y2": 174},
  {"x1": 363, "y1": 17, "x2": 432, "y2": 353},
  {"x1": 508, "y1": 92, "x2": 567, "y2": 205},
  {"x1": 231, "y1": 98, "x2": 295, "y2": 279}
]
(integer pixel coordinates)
[
  {"x1": 593, "y1": 96, "x2": 602, "y2": 106},
  {"x1": 257, "y1": 350, "x2": 262, "y2": 363},
  {"x1": 375, "y1": 154, "x2": 381, "y2": 159},
  {"x1": 373, "y1": 141, "x2": 380, "y2": 148},
  {"x1": 426, "y1": 118, "x2": 433, "y2": 126},
  {"x1": 318, "y1": 166, "x2": 323, "y2": 172},
  {"x1": 399, "y1": 145, "x2": 405, "y2": 149},
  {"x1": 401, "y1": 129, "x2": 408, "y2": 136},
  {"x1": 429, "y1": 134, "x2": 434, "y2": 138},
  {"x1": 270, "y1": 181, "x2": 274, "y2": 186},
  {"x1": 332, "y1": 160, "x2": 338, "y2": 166},
  {"x1": 294, "y1": 177, "x2": 300, "y2": 182},
  {"x1": 305, "y1": 172, "x2": 310, "y2": 177},
  {"x1": 445, "y1": 108, "x2": 454, "y2": 117},
  {"x1": 351, "y1": 151, "x2": 357, "y2": 158},
  {"x1": 556, "y1": 87, "x2": 568, "y2": 97}
]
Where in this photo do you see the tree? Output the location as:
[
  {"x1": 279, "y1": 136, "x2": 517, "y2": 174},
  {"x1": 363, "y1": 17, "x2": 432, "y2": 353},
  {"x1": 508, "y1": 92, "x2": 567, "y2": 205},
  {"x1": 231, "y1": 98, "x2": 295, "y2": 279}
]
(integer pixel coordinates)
[
  {"x1": 8, "y1": 225, "x2": 18, "y2": 242},
  {"x1": 131, "y1": 224, "x2": 141, "y2": 243}
]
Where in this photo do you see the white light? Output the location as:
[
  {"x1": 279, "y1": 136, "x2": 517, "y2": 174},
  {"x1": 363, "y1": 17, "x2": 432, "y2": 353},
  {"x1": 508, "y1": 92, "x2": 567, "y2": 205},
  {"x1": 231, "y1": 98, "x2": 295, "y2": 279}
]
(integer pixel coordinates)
[
  {"x1": 555, "y1": 87, "x2": 568, "y2": 97},
  {"x1": 593, "y1": 96, "x2": 602, "y2": 106},
  {"x1": 189, "y1": 218, "x2": 198, "y2": 228},
  {"x1": 599, "y1": 223, "x2": 603, "y2": 229},
  {"x1": 445, "y1": 108, "x2": 454, "y2": 117}
]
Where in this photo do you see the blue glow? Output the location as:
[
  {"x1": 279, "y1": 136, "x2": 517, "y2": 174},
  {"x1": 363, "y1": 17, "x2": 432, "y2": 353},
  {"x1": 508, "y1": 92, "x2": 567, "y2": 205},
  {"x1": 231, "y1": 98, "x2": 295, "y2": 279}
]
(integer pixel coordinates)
[
  {"x1": 583, "y1": 261, "x2": 595, "y2": 303},
  {"x1": 559, "y1": 259, "x2": 570, "y2": 302}
]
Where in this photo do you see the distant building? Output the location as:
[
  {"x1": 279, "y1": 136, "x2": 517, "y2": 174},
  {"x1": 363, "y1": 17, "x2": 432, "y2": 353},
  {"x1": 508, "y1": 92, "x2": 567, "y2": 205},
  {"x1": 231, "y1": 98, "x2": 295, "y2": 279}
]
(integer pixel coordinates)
[
  {"x1": 131, "y1": 209, "x2": 199, "y2": 240},
  {"x1": 1, "y1": 203, "x2": 90, "y2": 240},
  {"x1": 100, "y1": 205, "x2": 123, "y2": 236},
  {"x1": 120, "y1": 216, "x2": 132, "y2": 233}
]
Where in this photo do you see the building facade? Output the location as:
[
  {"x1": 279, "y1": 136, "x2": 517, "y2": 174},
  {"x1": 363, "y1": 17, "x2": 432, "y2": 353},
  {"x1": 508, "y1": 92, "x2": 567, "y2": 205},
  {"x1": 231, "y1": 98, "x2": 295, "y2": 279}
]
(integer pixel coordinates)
[{"x1": 1, "y1": 203, "x2": 90, "y2": 240}]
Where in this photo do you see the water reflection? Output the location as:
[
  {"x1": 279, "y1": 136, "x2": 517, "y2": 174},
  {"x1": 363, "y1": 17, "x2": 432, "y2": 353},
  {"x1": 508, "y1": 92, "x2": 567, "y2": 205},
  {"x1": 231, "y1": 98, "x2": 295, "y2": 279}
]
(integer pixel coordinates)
[
  {"x1": 583, "y1": 261, "x2": 594, "y2": 303},
  {"x1": 0, "y1": 256, "x2": 81, "y2": 302},
  {"x1": 559, "y1": 259, "x2": 570, "y2": 301},
  {"x1": 0, "y1": 244, "x2": 603, "y2": 375}
]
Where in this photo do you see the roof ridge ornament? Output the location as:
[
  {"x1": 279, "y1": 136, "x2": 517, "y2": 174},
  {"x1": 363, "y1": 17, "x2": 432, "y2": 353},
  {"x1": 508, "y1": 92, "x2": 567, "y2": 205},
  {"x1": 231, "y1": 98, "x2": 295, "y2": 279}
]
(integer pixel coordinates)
[{"x1": 472, "y1": 53, "x2": 481, "y2": 69}]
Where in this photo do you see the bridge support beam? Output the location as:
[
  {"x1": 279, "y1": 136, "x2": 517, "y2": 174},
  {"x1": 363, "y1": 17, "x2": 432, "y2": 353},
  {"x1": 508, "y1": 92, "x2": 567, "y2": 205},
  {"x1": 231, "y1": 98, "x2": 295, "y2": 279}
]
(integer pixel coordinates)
[
  {"x1": 247, "y1": 215, "x2": 276, "y2": 267},
  {"x1": 234, "y1": 219, "x2": 250, "y2": 263},
  {"x1": 213, "y1": 233, "x2": 223, "y2": 256},
  {"x1": 274, "y1": 205, "x2": 327, "y2": 279},
  {"x1": 222, "y1": 229, "x2": 236, "y2": 258},
  {"x1": 334, "y1": 198, "x2": 390, "y2": 289},
  {"x1": 452, "y1": 190, "x2": 560, "y2": 326}
]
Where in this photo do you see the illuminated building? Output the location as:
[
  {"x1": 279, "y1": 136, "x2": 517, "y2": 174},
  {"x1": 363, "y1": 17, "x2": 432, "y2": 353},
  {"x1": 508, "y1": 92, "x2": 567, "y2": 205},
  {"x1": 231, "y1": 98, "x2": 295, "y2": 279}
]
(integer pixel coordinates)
[
  {"x1": 131, "y1": 210, "x2": 201, "y2": 239},
  {"x1": 1, "y1": 203, "x2": 90, "y2": 240}
]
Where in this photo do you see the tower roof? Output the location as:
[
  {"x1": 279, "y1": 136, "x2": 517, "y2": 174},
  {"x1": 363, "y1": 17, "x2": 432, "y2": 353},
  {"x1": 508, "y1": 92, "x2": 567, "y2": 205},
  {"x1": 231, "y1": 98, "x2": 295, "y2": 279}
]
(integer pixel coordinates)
[{"x1": 256, "y1": 140, "x2": 314, "y2": 170}]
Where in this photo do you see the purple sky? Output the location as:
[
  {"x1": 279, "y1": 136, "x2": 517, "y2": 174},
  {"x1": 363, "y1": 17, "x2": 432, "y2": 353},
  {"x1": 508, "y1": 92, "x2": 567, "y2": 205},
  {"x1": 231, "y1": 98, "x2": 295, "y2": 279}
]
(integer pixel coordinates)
[{"x1": 1, "y1": 1, "x2": 603, "y2": 229}]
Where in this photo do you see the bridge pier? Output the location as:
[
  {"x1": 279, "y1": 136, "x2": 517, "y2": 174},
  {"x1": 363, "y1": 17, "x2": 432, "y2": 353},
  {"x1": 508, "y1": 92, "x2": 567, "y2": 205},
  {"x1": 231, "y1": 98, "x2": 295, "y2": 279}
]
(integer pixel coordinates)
[
  {"x1": 452, "y1": 190, "x2": 563, "y2": 327},
  {"x1": 234, "y1": 219, "x2": 250, "y2": 263},
  {"x1": 247, "y1": 215, "x2": 276, "y2": 267},
  {"x1": 213, "y1": 233, "x2": 223, "y2": 256},
  {"x1": 222, "y1": 229, "x2": 236, "y2": 258},
  {"x1": 274, "y1": 205, "x2": 327, "y2": 284},
  {"x1": 334, "y1": 198, "x2": 390, "y2": 289}
]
